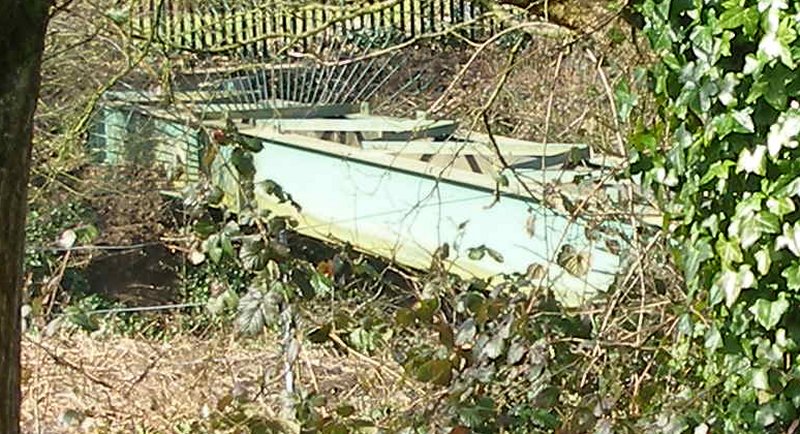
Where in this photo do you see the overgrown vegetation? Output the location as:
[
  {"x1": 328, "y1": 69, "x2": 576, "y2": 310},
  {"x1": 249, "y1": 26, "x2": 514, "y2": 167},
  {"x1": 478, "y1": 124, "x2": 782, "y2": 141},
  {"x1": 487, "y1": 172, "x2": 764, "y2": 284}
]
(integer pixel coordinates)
[{"x1": 27, "y1": 0, "x2": 800, "y2": 432}]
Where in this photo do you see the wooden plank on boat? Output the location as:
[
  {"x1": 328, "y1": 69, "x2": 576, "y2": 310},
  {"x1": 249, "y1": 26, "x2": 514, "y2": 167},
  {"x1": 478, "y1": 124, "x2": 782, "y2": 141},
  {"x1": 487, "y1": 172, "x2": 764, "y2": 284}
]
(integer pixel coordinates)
[
  {"x1": 361, "y1": 139, "x2": 583, "y2": 156},
  {"x1": 362, "y1": 139, "x2": 589, "y2": 168},
  {"x1": 258, "y1": 117, "x2": 457, "y2": 139}
]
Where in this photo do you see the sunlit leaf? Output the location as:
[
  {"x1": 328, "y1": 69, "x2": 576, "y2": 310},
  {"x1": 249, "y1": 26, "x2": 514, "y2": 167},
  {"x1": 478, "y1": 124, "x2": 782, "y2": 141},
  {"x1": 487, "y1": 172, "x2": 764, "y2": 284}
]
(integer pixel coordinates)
[
  {"x1": 737, "y1": 145, "x2": 766, "y2": 176},
  {"x1": 236, "y1": 287, "x2": 279, "y2": 335},
  {"x1": 455, "y1": 318, "x2": 477, "y2": 347},
  {"x1": 750, "y1": 295, "x2": 789, "y2": 330}
]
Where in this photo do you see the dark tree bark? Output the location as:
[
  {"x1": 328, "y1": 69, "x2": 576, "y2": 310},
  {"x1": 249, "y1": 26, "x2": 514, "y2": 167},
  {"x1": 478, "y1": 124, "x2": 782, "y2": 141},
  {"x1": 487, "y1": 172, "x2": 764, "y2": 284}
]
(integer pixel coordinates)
[{"x1": 0, "y1": 1, "x2": 51, "y2": 432}]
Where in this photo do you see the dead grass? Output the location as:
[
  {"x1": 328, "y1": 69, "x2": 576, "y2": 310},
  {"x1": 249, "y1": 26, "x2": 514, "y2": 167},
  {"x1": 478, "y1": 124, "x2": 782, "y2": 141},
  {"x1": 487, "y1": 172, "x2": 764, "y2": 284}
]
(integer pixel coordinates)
[{"x1": 21, "y1": 331, "x2": 415, "y2": 433}]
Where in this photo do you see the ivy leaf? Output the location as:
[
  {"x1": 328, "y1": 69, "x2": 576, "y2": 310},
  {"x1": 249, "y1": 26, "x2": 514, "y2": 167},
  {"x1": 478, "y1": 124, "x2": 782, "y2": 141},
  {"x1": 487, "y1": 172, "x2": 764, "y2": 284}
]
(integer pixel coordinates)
[
  {"x1": 193, "y1": 218, "x2": 217, "y2": 238},
  {"x1": 737, "y1": 145, "x2": 767, "y2": 176},
  {"x1": 615, "y1": 80, "x2": 638, "y2": 123},
  {"x1": 782, "y1": 264, "x2": 800, "y2": 290},
  {"x1": 767, "y1": 196, "x2": 796, "y2": 217},
  {"x1": 704, "y1": 325, "x2": 722, "y2": 351},
  {"x1": 776, "y1": 221, "x2": 800, "y2": 256},
  {"x1": 716, "y1": 237, "x2": 743, "y2": 267},
  {"x1": 714, "y1": 109, "x2": 755, "y2": 137},
  {"x1": 208, "y1": 246, "x2": 223, "y2": 263},
  {"x1": 715, "y1": 265, "x2": 755, "y2": 307},
  {"x1": 220, "y1": 234, "x2": 235, "y2": 258},
  {"x1": 755, "y1": 249, "x2": 772, "y2": 275},
  {"x1": 740, "y1": 212, "x2": 781, "y2": 249},
  {"x1": 207, "y1": 288, "x2": 239, "y2": 315},
  {"x1": 718, "y1": 73, "x2": 740, "y2": 106},
  {"x1": 751, "y1": 367, "x2": 770, "y2": 391},
  {"x1": 241, "y1": 137, "x2": 264, "y2": 153},
  {"x1": 719, "y1": 5, "x2": 759, "y2": 35},
  {"x1": 767, "y1": 110, "x2": 800, "y2": 157},
  {"x1": 202, "y1": 234, "x2": 222, "y2": 263},
  {"x1": 682, "y1": 237, "x2": 713, "y2": 283},
  {"x1": 750, "y1": 295, "x2": 789, "y2": 330},
  {"x1": 700, "y1": 160, "x2": 735, "y2": 185},
  {"x1": 755, "y1": 401, "x2": 791, "y2": 427}
]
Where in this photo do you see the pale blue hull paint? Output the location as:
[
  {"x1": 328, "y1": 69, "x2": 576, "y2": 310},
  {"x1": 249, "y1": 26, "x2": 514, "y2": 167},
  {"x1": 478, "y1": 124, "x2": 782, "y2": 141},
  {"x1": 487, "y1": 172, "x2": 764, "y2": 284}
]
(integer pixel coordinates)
[
  {"x1": 92, "y1": 105, "x2": 630, "y2": 307},
  {"x1": 247, "y1": 139, "x2": 624, "y2": 306}
]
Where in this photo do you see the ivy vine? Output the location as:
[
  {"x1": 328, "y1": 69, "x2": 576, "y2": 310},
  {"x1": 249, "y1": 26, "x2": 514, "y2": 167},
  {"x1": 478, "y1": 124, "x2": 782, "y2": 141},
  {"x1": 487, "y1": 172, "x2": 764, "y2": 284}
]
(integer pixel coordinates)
[{"x1": 634, "y1": 0, "x2": 800, "y2": 431}]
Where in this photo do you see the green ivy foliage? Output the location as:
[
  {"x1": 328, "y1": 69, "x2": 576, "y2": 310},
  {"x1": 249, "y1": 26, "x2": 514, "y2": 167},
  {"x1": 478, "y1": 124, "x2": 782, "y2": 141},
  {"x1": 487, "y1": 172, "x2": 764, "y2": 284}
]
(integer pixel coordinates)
[{"x1": 634, "y1": 0, "x2": 800, "y2": 431}]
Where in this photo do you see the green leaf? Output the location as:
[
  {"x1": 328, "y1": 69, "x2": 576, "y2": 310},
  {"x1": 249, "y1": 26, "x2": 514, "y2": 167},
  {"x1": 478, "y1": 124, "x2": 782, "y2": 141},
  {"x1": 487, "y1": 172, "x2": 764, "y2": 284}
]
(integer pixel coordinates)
[
  {"x1": 74, "y1": 224, "x2": 100, "y2": 244},
  {"x1": 755, "y1": 249, "x2": 772, "y2": 275},
  {"x1": 220, "y1": 234, "x2": 235, "y2": 258},
  {"x1": 715, "y1": 265, "x2": 755, "y2": 307},
  {"x1": 335, "y1": 405, "x2": 356, "y2": 418},
  {"x1": 394, "y1": 308, "x2": 415, "y2": 327},
  {"x1": 782, "y1": 264, "x2": 800, "y2": 290},
  {"x1": 739, "y1": 212, "x2": 780, "y2": 249},
  {"x1": 750, "y1": 296, "x2": 790, "y2": 330},
  {"x1": 467, "y1": 246, "x2": 486, "y2": 260},
  {"x1": 506, "y1": 339, "x2": 527, "y2": 365},
  {"x1": 105, "y1": 6, "x2": 130, "y2": 24},
  {"x1": 239, "y1": 237, "x2": 267, "y2": 271},
  {"x1": 751, "y1": 367, "x2": 770, "y2": 390},
  {"x1": 736, "y1": 145, "x2": 767, "y2": 176},
  {"x1": 682, "y1": 237, "x2": 714, "y2": 283},
  {"x1": 206, "y1": 288, "x2": 239, "y2": 315},
  {"x1": 767, "y1": 197, "x2": 796, "y2": 217},
  {"x1": 193, "y1": 218, "x2": 217, "y2": 237},
  {"x1": 241, "y1": 138, "x2": 264, "y2": 153},
  {"x1": 455, "y1": 318, "x2": 477, "y2": 347},
  {"x1": 704, "y1": 325, "x2": 722, "y2": 351},
  {"x1": 481, "y1": 333, "x2": 505, "y2": 360},
  {"x1": 414, "y1": 298, "x2": 440, "y2": 323},
  {"x1": 700, "y1": 160, "x2": 735, "y2": 185},
  {"x1": 231, "y1": 148, "x2": 256, "y2": 179},
  {"x1": 776, "y1": 221, "x2": 800, "y2": 257},
  {"x1": 615, "y1": 80, "x2": 639, "y2": 123},
  {"x1": 415, "y1": 359, "x2": 452, "y2": 386},
  {"x1": 208, "y1": 246, "x2": 223, "y2": 263},
  {"x1": 716, "y1": 237, "x2": 743, "y2": 267},
  {"x1": 485, "y1": 247, "x2": 504, "y2": 263},
  {"x1": 466, "y1": 245, "x2": 504, "y2": 262},
  {"x1": 307, "y1": 323, "x2": 332, "y2": 344},
  {"x1": 236, "y1": 286, "x2": 279, "y2": 335},
  {"x1": 718, "y1": 5, "x2": 758, "y2": 33}
]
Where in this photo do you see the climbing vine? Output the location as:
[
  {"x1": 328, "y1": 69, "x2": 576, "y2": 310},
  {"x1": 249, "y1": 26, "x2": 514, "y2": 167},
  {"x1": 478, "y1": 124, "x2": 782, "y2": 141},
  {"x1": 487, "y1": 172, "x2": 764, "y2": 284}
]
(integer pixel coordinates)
[{"x1": 634, "y1": 0, "x2": 800, "y2": 431}]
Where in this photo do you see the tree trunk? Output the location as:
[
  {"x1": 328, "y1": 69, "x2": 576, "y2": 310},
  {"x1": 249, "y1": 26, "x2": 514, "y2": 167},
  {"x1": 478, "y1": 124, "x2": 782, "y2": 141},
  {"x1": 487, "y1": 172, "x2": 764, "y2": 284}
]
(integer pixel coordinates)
[{"x1": 0, "y1": 1, "x2": 51, "y2": 432}]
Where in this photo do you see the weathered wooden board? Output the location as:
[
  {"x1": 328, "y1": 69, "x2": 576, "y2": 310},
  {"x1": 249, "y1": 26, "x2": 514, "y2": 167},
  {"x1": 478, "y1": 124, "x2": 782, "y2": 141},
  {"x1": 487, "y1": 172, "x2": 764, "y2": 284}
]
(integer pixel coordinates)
[
  {"x1": 362, "y1": 139, "x2": 589, "y2": 169},
  {"x1": 256, "y1": 116, "x2": 457, "y2": 139}
]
